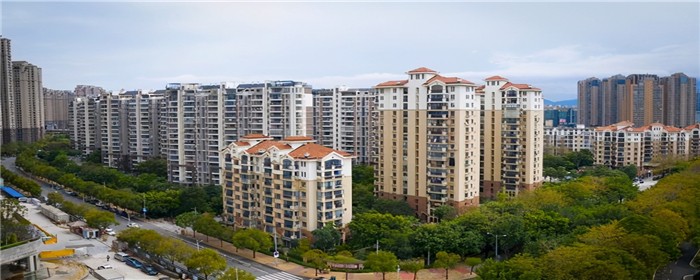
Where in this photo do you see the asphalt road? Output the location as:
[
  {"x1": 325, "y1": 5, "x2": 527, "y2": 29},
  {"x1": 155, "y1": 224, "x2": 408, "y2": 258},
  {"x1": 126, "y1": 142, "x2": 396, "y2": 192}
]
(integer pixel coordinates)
[
  {"x1": 1, "y1": 156, "x2": 301, "y2": 279},
  {"x1": 655, "y1": 242, "x2": 699, "y2": 280}
]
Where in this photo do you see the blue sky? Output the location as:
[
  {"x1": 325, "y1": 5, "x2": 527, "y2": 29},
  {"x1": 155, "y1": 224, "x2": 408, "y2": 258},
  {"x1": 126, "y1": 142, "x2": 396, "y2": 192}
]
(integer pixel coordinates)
[{"x1": 2, "y1": 1, "x2": 698, "y2": 100}]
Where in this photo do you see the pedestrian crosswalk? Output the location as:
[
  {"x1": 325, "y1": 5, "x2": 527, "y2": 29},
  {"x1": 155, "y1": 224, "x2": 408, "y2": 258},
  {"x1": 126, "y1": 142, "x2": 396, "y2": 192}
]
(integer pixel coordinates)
[{"x1": 257, "y1": 271, "x2": 304, "y2": 280}]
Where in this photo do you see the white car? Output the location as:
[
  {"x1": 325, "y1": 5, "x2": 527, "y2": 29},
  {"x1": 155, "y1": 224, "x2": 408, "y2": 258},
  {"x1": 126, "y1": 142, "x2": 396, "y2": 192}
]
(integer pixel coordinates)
[
  {"x1": 127, "y1": 222, "x2": 140, "y2": 228},
  {"x1": 97, "y1": 264, "x2": 113, "y2": 270},
  {"x1": 105, "y1": 228, "x2": 116, "y2": 236}
]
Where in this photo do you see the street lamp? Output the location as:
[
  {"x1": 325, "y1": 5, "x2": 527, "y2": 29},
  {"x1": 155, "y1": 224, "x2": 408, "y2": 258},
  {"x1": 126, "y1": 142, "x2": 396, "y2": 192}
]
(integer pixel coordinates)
[
  {"x1": 396, "y1": 264, "x2": 401, "y2": 280},
  {"x1": 142, "y1": 193, "x2": 147, "y2": 219},
  {"x1": 487, "y1": 232, "x2": 507, "y2": 261}
]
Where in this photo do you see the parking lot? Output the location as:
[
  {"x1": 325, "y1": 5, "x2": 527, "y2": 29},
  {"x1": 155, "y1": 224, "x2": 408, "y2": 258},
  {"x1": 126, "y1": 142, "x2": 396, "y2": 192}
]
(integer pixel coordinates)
[{"x1": 21, "y1": 202, "x2": 163, "y2": 280}]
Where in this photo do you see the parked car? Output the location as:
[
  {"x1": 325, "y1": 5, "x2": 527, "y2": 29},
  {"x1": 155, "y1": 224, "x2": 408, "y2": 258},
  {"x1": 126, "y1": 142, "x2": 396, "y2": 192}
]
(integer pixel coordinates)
[
  {"x1": 140, "y1": 265, "x2": 158, "y2": 276},
  {"x1": 105, "y1": 227, "x2": 116, "y2": 236},
  {"x1": 125, "y1": 257, "x2": 143, "y2": 269},
  {"x1": 97, "y1": 264, "x2": 113, "y2": 270},
  {"x1": 127, "y1": 222, "x2": 140, "y2": 228}
]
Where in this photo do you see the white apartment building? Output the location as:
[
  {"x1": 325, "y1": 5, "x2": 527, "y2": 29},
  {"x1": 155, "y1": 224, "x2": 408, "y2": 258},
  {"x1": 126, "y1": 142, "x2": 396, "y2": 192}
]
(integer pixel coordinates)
[
  {"x1": 374, "y1": 67, "x2": 480, "y2": 221},
  {"x1": 478, "y1": 76, "x2": 544, "y2": 199},
  {"x1": 220, "y1": 135, "x2": 353, "y2": 242},
  {"x1": 68, "y1": 97, "x2": 100, "y2": 155},
  {"x1": 543, "y1": 125, "x2": 594, "y2": 155},
  {"x1": 312, "y1": 87, "x2": 376, "y2": 165}
]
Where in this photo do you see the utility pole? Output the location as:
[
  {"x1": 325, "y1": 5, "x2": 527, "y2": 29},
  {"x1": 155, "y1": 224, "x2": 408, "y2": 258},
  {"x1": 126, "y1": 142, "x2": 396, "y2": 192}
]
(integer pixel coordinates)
[
  {"x1": 376, "y1": 240, "x2": 379, "y2": 254},
  {"x1": 487, "y1": 232, "x2": 507, "y2": 261}
]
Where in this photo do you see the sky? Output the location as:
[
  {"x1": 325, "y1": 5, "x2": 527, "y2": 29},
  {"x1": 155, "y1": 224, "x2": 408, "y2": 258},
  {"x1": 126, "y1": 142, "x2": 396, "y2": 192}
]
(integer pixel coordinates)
[{"x1": 1, "y1": 1, "x2": 698, "y2": 101}]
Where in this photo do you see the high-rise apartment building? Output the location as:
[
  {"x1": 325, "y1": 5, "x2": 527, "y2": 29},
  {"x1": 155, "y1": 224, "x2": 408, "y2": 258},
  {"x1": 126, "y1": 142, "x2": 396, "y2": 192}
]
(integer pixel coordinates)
[
  {"x1": 479, "y1": 76, "x2": 544, "y2": 199},
  {"x1": 578, "y1": 77, "x2": 603, "y2": 127},
  {"x1": 544, "y1": 106, "x2": 577, "y2": 127},
  {"x1": 220, "y1": 135, "x2": 353, "y2": 241},
  {"x1": 626, "y1": 74, "x2": 663, "y2": 126},
  {"x1": 0, "y1": 37, "x2": 16, "y2": 144},
  {"x1": 374, "y1": 67, "x2": 480, "y2": 221},
  {"x1": 661, "y1": 73, "x2": 697, "y2": 127},
  {"x1": 68, "y1": 97, "x2": 101, "y2": 155},
  {"x1": 543, "y1": 125, "x2": 594, "y2": 155},
  {"x1": 312, "y1": 87, "x2": 376, "y2": 165},
  {"x1": 12, "y1": 61, "x2": 44, "y2": 143},
  {"x1": 43, "y1": 88, "x2": 73, "y2": 131},
  {"x1": 74, "y1": 85, "x2": 107, "y2": 98}
]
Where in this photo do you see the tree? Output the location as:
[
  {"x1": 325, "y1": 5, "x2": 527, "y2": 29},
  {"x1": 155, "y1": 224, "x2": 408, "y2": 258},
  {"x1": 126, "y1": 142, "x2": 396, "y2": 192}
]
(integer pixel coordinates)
[
  {"x1": 564, "y1": 149, "x2": 594, "y2": 169},
  {"x1": 372, "y1": 199, "x2": 415, "y2": 216},
  {"x1": 477, "y1": 254, "x2": 541, "y2": 280},
  {"x1": 0, "y1": 199, "x2": 27, "y2": 222},
  {"x1": 155, "y1": 237, "x2": 195, "y2": 264},
  {"x1": 84, "y1": 209, "x2": 117, "y2": 230},
  {"x1": 175, "y1": 211, "x2": 200, "y2": 237},
  {"x1": 348, "y1": 212, "x2": 417, "y2": 254},
  {"x1": 433, "y1": 205, "x2": 457, "y2": 221},
  {"x1": 365, "y1": 250, "x2": 398, "y2": 280},
  {"x1": 134, "y1": 157, "x2": 167, "y2": 178},
  {"x1": 232, "y1": 228, "x2": 272, "y2": 258},
  {"x1": 47, "y1": 191, "x2": 64, "y2": 206},
  {"x1": 220, "y1": 268, "x2": 256, "y2": 280},
  {"x1": 185, "y1": 248, "x2": 226, "y2": 280},
  {"x1": 400, "y1": 259, "x2": 424, "y2": 280},
  {"x1": 464, "y1": 257, "x2": 481, "y2": 275},
  {"x1": 433, "y1": 251, "x2": 460, "y2": 280},
  {"x1": 619, "y1": 164, "x2": 638, "y2": 180},
  {"x1": 312, "y1": 223, "x2": 341, "y2": 252},
  {"x1": 302, "y1": 249, "x2": 328, "y2": 276},
  {"x1": 193, "y1": 212, "x2": 218, "y2": 242}
]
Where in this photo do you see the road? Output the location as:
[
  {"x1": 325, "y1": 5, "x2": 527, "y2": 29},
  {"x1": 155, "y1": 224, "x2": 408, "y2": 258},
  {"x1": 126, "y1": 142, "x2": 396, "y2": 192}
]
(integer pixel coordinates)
[
  {"x1": 1, "y1": 156, "x2": 304, "y2": 279},
  {"x1": 655, "y1": 242, "x2": 699, "y2": 280}
]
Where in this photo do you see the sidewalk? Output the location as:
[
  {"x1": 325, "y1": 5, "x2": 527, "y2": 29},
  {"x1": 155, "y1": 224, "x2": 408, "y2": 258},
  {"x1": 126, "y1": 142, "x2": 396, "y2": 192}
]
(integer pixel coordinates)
[{"x1": 165, "y1": 224, "x2": 477, "y2": 280}]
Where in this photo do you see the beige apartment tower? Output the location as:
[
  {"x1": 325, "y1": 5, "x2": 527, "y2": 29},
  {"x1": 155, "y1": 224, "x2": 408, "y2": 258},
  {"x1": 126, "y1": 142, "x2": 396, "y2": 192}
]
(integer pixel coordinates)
[
  {"x1": 374, "y1": 67, "x2": 480, "y2": 221},
  {"x1": 479, "y1": 76, "x2": 544, "y2": 199}
]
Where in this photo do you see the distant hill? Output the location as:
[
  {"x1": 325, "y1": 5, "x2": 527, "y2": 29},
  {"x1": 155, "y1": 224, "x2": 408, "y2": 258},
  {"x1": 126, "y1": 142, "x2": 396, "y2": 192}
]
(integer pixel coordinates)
[{"x1": 544, "y1": 99, "x2": 577, "y2": 107}]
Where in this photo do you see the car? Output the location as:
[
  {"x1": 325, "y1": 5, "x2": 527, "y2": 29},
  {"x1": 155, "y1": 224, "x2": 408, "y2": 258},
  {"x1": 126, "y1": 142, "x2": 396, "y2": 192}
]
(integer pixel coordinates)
[
  {"x1": 97, "y1": 264, "x2": 113, "y2": 270},
  {"x1": 140, "y1": 265, "x2": 158, "y2": 276},
  {"x1": 127, "y1": 222, "x2": 140, "y2": 228},
  {"x1": 105, "y1": 228, "x2": 116, "y2": 236},
  {"x1": 125, "y1": 257, "x2": 143, "y2": 269}
]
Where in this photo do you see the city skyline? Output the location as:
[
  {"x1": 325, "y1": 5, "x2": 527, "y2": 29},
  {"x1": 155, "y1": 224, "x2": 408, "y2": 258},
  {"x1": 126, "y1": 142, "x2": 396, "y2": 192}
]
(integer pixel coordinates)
[{"x1": 2, "y1": 1, "x2": 698, "y2": 101}]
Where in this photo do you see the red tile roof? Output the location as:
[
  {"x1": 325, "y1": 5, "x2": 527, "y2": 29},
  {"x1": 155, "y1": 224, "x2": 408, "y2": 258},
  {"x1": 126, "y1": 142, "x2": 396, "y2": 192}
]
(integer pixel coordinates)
[
  {"x1": 499, "y1": 82, "x2": 541, "y2": 91},
  {"x1": 423, "y1": 75, "x2": 474, "y2": 85},
  {"x1": 375, "y1": 80, "x2": 408, "y2": 87},
  {"x1": 233, "y1": 141, "x2": 250, "y2": 146},
  {"x1": 485, "y1": 75, "x2": 508, "y2": 81},
  {"x1": 288, "y1": 143, "x2": 352, "y2": 159},
  {"x1": 684, "y1": 123, "x2": 700, "y2": 130},
  {"x1": 283, "y1": 136, "x2": 314, "y2": 141},
  {"x1": 241, "y1": 134, "x2": 270, "y2": 139},
  {"x1": 407, "y1": 67, "x2": 437, "y2": 74},
  {"x1": 245, "y1": 140, "x2": 292, "y2": 154}
]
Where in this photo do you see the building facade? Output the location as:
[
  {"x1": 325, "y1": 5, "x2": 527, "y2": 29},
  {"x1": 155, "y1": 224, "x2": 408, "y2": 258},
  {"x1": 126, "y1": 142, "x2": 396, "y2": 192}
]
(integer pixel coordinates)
[
  {"x1": 68, "y1": 97, "x2": 101, "y2": 155},
  {"x1": 312, "y1": 87, "x2": 376, "y2": 165},
  {"x1": 12, "y1": 61, "x2": 44, "y2": 143},
  {"x1": 374, "y1": 67, "x2": 481, "y2": 221},
  {"x1": 0, "y1": 37, "x2": 15, "y2": 144},
  {"x1": 479, "y1": 76, "x2": 544, "y2": 199},
  {"x1": 43, "y1": 88, "x2": 73, "y2": 131},
  {"x1": 543, "y1": 125, "x2": 594, "y2": 155},
  {"x1": 220, "y1": 135, "x2": 352, "y2": 242},
  {"x1": 661, "y1": 73, "x2": 697, "y2": 128}
]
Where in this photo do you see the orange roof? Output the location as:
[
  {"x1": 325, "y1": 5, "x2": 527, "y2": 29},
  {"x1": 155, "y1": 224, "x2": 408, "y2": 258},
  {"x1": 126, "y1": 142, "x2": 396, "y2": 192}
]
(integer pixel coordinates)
[
  {"x1": 684, "y1": 123, "x2": 700, "y2": 130},
  {"x1": 241, "y1": 134, "x2": 270, "y2": 139},
  {"x1": 233, "y1": 141, "x2": 250, "y2": 146},
  {"x1": 288, "y1": 143, "x2": 351, "y2": 159},
  {"x1": 283, "y1": 136, "x2": 314, "y2": 141},
  {"x1": 499, "y1": 82, "x2": 541, "y2": 91},
  {"x1": 664, "y1": 126, "x2": 682, "y2": 132},
  {"x1": 375, "y1": 80, "x2": 408, "y2": 87},
  {"x1": 627, "y1": 126, "x2": 649, "y2": 132},
  {"x1": 424, "y1": 75, "x2": 474, "y2": 85},
  {"x1": 475, "y1": 85, "x2": 485, "y2": 94},
  {"x1": 485, "y1": 75, "x2": 508, "y2": 81},
  {"x1": 245, "y1": 140, "x2": 292, "y2": 154},
  {"x1": 407, "y1": 67, "x2": 437, "y2": 74}
]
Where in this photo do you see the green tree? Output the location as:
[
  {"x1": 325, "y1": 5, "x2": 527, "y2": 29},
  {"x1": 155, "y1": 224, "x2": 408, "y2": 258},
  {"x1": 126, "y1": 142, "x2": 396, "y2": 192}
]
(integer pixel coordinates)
[
  {"x1": 193, "y1": 212, "x2": 218, "y2": 242},
  {"x1": 433, "y1": 205, "x2": 457, "y2": 221},
  {"x1": 372, "y1": 199, "x2": 415, "y2": 216},
  {"x1": 134, "y1": 157, "x2": 167, "y2": 178},
  {"x1": 84, "y1": 209, "x2": 117, "y2": 230},
  {"x1": 220, "y1": 268, "x2": 256, "y2": 280},
  {"x1": 47, "y1": 192, "x2": 64, "y2": 206},
  {"x1": 564, "y1": 149, "x2": 594, "y2": 169},
  {"x1": 619, "y1": 164, "x2": 638, "y2": 180},
  {"x1": 155, "y1": 237, "x2": 195, "y2": 263},
  {"x1": 302, "y1": 249, "x2": 328, "y2": 276},
  {"x1": 400, "y1": 259, "x2": 424, "y2": 280},
  {"x1": 477, "y1": 254, "x2": 541, "y2": 280},
  {"x1": 312, "y1": 223, "x2": 341, "y2": 252},
  {"x1": 232, "y1": 228, "x2": 272, "y2": 258},
  {"x1": 433, "y1": 251, "x2": 460, "y2": 280},
  {"x1": 185, "y1": 248, "x2": 227, "y2": 280},
  {"x1": 348, "y1": 212, "x2": 417, "y2": 255},
  {"x1": 464, "y1": 257, "x2": 481, "y2": 275},
  {"x1": 352, "y1": 164, "x2": 374, "y2": 185},
  {"x1": 365, "y1": 250, "x2": 398, "y2": 280},
  {"x1": 175, "y1": 211, "x2": 200, "y2": 237}
]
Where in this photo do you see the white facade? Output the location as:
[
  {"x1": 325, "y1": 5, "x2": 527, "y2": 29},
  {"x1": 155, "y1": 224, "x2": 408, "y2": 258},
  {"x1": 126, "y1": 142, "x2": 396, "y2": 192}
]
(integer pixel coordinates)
[{"x1": 68, "y1": 97, "x2": 100, "y2": 155}]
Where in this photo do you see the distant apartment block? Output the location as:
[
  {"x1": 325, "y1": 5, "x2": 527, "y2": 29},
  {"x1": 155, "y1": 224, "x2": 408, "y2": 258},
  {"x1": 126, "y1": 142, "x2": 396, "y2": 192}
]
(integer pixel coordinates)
[
  {"x1": 312, "y1": 87, "x2": 377, "y2": 165},
  {"x1": 220, "y1": 135, "x2": 352, "y2": 242},
  {"x1": 478, "y1": 76, "x2": 544, "y2": 199},
  {"x1": 0, "y1": 37, "x2": 15, "y2": 144},
  {"x1": 543, "y1": 125, "x2": 594, "y2": 155},
  {"x1": 544, "y1": 106, "x2": 577, "y2": 127},
  {"x1": 68, "y1": 97, "x2": 100, "y2": 155},
  {"x1": 374, "y1": 67, "x2": 481, "y2": 221},
  {"x1": 593, "y1": 121, "x2": 700, "y2": 169},
  {"x1": 12, "y1": 61, "x2": 45, "y2": 143},
  {"x1": 74, "y1": 85, "x2": 107, "y2": 98},
  {"x1": 578, "y1": 73, "x2": 697, "y2": 128},
  {"x1": 43, "y1": 88, "x2": 73, "y2": 131}
]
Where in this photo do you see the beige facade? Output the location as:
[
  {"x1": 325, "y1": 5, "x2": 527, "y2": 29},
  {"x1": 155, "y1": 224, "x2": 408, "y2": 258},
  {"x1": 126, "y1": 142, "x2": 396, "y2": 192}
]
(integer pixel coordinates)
[
  {"x1": 220, "y1": 135, "x2": 353, "y2": 243},
  {"x1": 43, "y1": 89, "x2": 73, "y2": 131},
  {"x1": 68, "y1": 97, "x2": 100, "y2": 155},
  {"x1": 1, "y1": 37, "x2": 15, "y2": 144},
  {"x1": 374, "y1": 67, "x2": 480, "y2": 221},
  {"x1": 12, "y1": 61, "x2": 44, "y2": 143},
  {"x1": 479, "y1": 76, "x2": 544, "y2": 199},
  {"x1": 593, "y1": 121, "x2": 700, "y2": 169}
]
